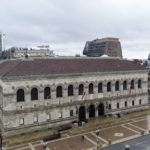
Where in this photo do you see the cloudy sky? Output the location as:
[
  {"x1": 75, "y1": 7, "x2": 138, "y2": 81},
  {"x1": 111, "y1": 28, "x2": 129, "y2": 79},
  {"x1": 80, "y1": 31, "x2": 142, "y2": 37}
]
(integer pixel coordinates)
[{"x1": 0, "y1": 0, "x2": 150, "y2": 59}]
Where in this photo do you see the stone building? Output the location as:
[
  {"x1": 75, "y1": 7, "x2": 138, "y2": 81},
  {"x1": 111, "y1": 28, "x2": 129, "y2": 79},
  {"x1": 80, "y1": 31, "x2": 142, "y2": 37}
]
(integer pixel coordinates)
[
  {"x1": 0, "y1": 57, "x2": 148, "y2": 137},
  {"x1": 0, "y1": 46, "x2": 55, "y2": 59},
  {"x1": 83, "y1": 37, "x2": 122, "y2": 58}
]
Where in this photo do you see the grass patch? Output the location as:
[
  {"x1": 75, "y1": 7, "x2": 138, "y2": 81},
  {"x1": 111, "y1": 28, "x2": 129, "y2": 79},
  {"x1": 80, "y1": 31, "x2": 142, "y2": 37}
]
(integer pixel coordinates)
[
  {"x1": 4, "y1": 107, "x2": 150, "y2": 147},
  {"x1": 4, "y1": 128, "x2": 54, "y2": 147}
]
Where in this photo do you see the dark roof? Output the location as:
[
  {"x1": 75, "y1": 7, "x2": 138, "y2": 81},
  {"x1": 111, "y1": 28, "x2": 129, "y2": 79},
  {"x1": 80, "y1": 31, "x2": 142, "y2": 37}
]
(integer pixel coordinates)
[{"x1": 0, "y1": 58, "x2": 145, "y2": 77}]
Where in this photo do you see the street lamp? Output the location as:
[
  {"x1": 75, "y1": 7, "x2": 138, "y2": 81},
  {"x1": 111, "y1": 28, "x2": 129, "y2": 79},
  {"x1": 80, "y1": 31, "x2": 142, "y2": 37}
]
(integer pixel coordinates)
[
  {"x1": 95, "y1": 129, "x2": 100, "y2": 149},
  {"x1": 125, "y1": 144, "x2": 130, "y2": 150}
]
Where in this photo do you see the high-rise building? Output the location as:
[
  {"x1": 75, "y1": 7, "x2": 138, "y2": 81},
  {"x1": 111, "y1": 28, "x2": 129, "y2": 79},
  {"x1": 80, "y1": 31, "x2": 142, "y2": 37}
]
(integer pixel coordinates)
[{"x1": 83, "y1": 37, "x2": 122, "y2": 58}]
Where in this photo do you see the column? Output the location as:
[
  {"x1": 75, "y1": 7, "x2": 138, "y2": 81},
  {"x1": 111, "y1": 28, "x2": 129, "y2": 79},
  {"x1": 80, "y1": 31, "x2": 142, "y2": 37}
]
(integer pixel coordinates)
[
  {"x1": 86, "y1": 105, "x2": 89, "y2": 120},
  {"x1": 95, "y1": 103, "x2": 99, "y2": 117}
]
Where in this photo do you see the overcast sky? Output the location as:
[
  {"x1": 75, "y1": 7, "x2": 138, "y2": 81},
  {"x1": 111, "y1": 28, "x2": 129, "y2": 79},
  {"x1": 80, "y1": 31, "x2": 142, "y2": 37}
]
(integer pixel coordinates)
[{"x1": 0, "y1": 0, "x2": 150, "y2": 59}]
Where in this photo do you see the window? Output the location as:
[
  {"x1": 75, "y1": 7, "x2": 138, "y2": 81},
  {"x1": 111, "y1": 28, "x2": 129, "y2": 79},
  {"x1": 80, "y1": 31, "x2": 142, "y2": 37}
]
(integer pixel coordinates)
[
  {"x1": 138, "y1": 79, "x2": 142, "y2": 88},
  {"x1": 123, "y1": 81, "x2": 127, "y2": 90},
  {"x1": 19, "y1": 118, "x2": 24, "y2": 125},
  {"x1": 70, "y1": 110, "x2": 74, "y2": 117},
  {"x1": 31, "y1": 88, "x2": 38, "y2": 100},
  {"x1": 132, "y1": 100, "x2": 135, "y2": 106},
  {"x1": 17, "y1": 89, "x2": 25, "y2": 102},
  {"x1": 139, "y1": 99, "x2": 142, "y2": 105},
  {"x1": 79, "y1": 84, "x2": 84, "y2": 95},
  {"x1": 108, "y1": 104, "x2": 111, "y2": 110},
  {"x1": 68, "y1": 85, "x2": 74, "y2": 96},
  {"x1": 44, "y1": 87, "x2": 51, "y2": 99},
  {"x1": 117, "y1": 103, "x2": 120, "y2": 109},
  {"x1": 58, "y1": 112, "x2": 62, "y2": 118},
  {"x1": 115, "y1": 81, "x2": 119, "y2": 91},
  {"x1": 56, "y1": 86, "x2": 62, "y2": 98},
  {"x1": 47, "y1": 113, "x2": 51, "y2": 120},
  {"x1": 107, "y1": 82, "x2": 111, "y2": 92},
  {"x1": 125, "y1": 101, "x2": 127, "y2": 107},
  {"x1": 131, "y1": 80, "x2": 134, "y2": 89},
  {"x1": 33, "y1": 116, "x2": 38, "y2": 123},
  {"x1": 98, "y1": 82, "x2": 103, "y2": 93},
  {"x1": 89, "y1": 83, "x2": 94, "y2": 94}
]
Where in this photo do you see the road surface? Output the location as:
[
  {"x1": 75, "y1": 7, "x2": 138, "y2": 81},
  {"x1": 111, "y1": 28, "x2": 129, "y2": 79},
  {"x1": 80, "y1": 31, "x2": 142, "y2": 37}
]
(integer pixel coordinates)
[{"x1": 101, "y1": 134, "x2": 150, "y2": 150}]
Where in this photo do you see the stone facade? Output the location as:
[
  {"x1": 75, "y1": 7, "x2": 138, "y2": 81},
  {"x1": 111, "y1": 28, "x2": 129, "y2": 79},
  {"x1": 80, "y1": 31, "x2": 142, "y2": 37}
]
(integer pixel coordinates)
[
  {"x1": 0, "y1": 47, "x2": 55, "y2": 59},
  {"x1": 0, "y1": 58, "x2": 148, "y2": 137}
]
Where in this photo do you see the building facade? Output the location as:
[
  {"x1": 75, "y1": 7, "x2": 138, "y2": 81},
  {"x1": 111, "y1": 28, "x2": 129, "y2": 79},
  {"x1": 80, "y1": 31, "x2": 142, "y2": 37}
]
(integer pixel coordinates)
[
  {"x1": 83, "y1": 37, "x2": 122, "y2": 58},
  {"x1": 0, "y1": 47, "x2": 55, "y2": 59},
  {"x1": 0, "y1": 58, "x2": 148, "y2": 137}
]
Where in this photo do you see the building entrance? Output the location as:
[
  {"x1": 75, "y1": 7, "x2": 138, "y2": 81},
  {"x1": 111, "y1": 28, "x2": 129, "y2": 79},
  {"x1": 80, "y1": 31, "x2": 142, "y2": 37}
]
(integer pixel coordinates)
[
  {"x1": 89, "y1": 104, "x2": 95, "y2": 118},
  {"x1": 98, "y1": 103, "x2": 105, "y2": 116},
  {"x1": 79, "y1": 106, "x2": 86, "y2": 121}
]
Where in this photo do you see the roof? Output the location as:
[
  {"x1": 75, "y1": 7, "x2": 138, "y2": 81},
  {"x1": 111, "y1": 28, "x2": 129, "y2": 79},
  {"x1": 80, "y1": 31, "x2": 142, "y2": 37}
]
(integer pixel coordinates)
[
  {"x1": 0, "y1": 58, "x2": 146, "y2": 77},
  {"x1": 92, "y1": 37, "x2": 119, "y2": 43}
]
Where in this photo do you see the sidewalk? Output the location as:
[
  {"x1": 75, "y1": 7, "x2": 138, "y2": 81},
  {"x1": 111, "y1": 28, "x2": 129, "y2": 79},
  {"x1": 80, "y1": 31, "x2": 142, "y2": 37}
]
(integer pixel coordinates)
[{"x1": 3, "y1": 107, "x2": 150, "y2": 149}]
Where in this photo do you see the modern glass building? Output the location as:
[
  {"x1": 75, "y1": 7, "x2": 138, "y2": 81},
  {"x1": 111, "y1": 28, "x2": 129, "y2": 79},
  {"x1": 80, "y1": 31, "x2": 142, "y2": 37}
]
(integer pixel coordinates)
[{"x1": 83, "y1": 37, "x2": 122, "y2": 58}]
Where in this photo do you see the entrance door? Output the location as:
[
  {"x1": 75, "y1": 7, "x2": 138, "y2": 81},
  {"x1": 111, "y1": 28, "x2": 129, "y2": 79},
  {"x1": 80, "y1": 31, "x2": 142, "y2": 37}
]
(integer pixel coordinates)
[
  {"x1": 79, "y1": 106, "x2": 86, "y2": 121},
  {"x1": 98, "y1": 103, "x2": 105, "y2": 116},
  {"x1": 89, "y1": 104, "x2": 95, "y2": 118}
]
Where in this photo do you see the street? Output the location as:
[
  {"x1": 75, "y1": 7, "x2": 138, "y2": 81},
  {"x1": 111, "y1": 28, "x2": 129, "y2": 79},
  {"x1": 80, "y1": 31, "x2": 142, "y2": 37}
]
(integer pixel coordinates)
[{"x1": 101, "y1": 134, "x2": 150, "y2": 150}]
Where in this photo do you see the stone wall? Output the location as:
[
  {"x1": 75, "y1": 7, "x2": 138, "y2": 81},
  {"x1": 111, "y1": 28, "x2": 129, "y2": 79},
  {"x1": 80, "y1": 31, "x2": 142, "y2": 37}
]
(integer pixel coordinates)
[{"x1": 0, "y1": 70, "x2": 148, "y2": 137}]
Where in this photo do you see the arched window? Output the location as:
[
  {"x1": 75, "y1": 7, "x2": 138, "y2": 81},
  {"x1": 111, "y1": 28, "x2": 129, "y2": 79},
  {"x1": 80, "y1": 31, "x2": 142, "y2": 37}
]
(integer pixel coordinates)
[
  {"x1": 132, "y1": 100, "x2": 135, "y2": 106},
  {"x1": 17, "y1": 89, "x2": 25, "y2": 102},
  {"x1": 98, "y1": 82, "x2": 103, "y2": 93},
  {"x1": 138, "y1": 79, "x2": 142, "y2": 88},
  {"x1": 44, "y1": 87, "x2": 51, "y2": 99},
  {"x1": 56, "y1": 86, "x2": 62, "y2": 98},
  {"x1": 123, "y1": 80, "x2": 127, "y2": 90},
  {"x1": 148, "y1": 89, "x2": 150, "y2": 95},
  {"x1": 115, "y1": 81, "x2": 119, "y2": 91},
  {"x1": 108, "y1": 104, "x2": 111, "y2": 110},
  {"x1": 125, "y1": 101, "x2": 127, "y2": 107},
  {"x1": 89, "y1": 83, "x2": 94, "y2": 94},
  {"x1": 139, "y1": 99, "x2": 142, "y2": 105},
  {"x1": 79, "y1": 84, "x2": 84, "y2": 95},
  {"x1": 68, "y1": 85, "x2": 74, "y2": 96},
  {"x1": 31, "y1": 88, "x2": 38, "y2": 100},
  {"x1": 107, "y1": 82, "x2": 111, "y2": 92},
  {"x1": 117, "y1": 103, "x2": 120, "y2": 109},
  {"x1": 131, "y1": 80, "x2": 134, "y2": 89}
]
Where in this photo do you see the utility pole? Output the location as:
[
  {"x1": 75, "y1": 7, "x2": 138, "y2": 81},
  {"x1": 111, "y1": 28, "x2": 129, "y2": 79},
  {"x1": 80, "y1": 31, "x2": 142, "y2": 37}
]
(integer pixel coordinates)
[
  {"x1": 0, "y1": 32, "x2": 5, "y2": 51},
  {"x1": 0, "y1": 32, "x2": 2, "y2": 52}
]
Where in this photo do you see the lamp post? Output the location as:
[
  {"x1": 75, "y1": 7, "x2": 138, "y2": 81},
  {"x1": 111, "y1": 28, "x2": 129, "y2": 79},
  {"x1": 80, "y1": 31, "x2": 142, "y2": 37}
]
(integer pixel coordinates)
[
  {"x1": 0, "y1": 133, "x2": 2, "y2": 150},
  {"x1": 125, "y1": 144, "x2": 130, "y2": 150},
  {"x1": 42, "y1": 142, "x2": 47, "y2": 150},
  {"x1": 95, "y1": 129, "x2": 100, "y2": 149}
]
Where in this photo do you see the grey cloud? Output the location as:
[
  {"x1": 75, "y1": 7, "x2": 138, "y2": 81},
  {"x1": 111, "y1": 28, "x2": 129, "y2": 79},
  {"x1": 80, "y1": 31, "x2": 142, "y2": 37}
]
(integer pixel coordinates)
[{"x1": 0, "y1": 0, "x2": 150, "y2": 58}]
